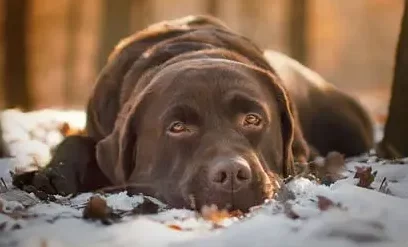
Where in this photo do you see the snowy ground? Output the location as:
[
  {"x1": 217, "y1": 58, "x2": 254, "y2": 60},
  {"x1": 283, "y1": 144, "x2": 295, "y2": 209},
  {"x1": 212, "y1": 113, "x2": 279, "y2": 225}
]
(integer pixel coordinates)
[{"x1": 0, "y1": 109, "x2": 408, "y2": 247}]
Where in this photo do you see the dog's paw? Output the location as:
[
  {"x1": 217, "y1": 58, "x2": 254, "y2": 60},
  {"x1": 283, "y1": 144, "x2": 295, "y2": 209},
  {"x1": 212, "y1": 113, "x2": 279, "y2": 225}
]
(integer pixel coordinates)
[{"x1": 12, "y1": 161, "x2": 79, "y2": 199}]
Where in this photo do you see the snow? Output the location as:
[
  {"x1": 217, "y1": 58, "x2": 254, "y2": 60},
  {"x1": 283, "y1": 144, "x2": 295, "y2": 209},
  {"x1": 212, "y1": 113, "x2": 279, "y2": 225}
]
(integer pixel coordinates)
[{"x1": 0, "y1": 109, "x2": 408, "y2": 247}]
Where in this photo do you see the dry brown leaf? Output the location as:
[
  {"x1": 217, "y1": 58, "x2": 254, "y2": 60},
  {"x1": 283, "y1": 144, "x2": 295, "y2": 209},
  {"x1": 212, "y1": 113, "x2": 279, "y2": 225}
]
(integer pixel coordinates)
[
  {"x1": 229, "y1": 210, "x2": 244, "y2": 218},
  {"x1": 82, "y1": 196, "x2": 113, "y2": 223},
  {"x1": 59, "y1": 122, "x2": 85, "y2": 137},
  {"x1": 317, "y1": 196, "x2": 334, "y2": 211},
  {"x1": 168, "y1": 224, "x2": 183, "y2": 231},
  {"x1": 316, "y1": 195, "x2": 344, "y2": 211},
  {"x1": 283, "y1": 203, "x2": 300, "y2": 219},
  {"x1": 354, "y1": 166, "x2": 376, "y2": 188},
  {"x1": 201, "y1": 205, "x2": 230, "y2": 223},
  {"x1": 200, "y1": 205, "x2": 243, "y2": 224}
]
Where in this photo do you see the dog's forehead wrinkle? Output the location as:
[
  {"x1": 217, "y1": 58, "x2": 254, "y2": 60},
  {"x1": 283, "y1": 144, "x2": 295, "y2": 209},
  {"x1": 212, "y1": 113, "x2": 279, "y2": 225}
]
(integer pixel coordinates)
[
  {"x1": 154, "y1": 58, "x2": 257, "y2": 86},
  {"x1": 159, "y1": 74, "x2": 266, "y2": 114},
  {"x1": 154, "y1": 82, "x2": 262, "y2": 126}
]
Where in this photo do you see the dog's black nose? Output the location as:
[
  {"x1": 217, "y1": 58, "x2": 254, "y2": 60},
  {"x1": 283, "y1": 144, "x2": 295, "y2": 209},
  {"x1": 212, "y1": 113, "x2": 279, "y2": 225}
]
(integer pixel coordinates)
[{"x1": 209, "y1": 159, "x2": 252, "y2": 192}]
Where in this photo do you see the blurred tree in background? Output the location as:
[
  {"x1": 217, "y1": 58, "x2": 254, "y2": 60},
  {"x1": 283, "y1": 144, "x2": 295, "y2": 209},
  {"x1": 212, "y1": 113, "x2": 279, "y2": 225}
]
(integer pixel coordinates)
[
  {"x1": 98, "y1": 0, "x2": 132, "y2": 71},
  {"x1": 378, "y1": 0, "x2": 408, "y2": 158},
  {"x1": 4, "y1": 0, "x2": 32, "y2": 110},
  {"x1": 288, "y1": 0, "x2": 308, "y2": 64}
]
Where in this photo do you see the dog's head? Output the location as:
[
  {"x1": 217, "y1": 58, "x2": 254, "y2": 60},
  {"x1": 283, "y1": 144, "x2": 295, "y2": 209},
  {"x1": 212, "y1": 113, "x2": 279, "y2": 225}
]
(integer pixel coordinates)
[{"x1": 95, "y1": 52, "x2": 296, "y2": 212}]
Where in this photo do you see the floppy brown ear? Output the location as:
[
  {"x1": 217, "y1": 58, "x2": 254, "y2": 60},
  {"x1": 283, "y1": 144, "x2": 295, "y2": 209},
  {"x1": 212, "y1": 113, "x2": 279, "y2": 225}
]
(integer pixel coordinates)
[
  {"x1": 95, "y1": 101, "x2": 137, "y2": 185},
  {"x1": 257, "y1": 70, "x2": 309, "y2": 177},
  {"x1": 94, "y1": 69, "x2": 155, "y2": 186}
]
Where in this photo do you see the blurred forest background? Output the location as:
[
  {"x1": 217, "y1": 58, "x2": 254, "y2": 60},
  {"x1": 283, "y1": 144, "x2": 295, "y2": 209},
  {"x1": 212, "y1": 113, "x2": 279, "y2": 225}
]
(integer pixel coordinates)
[{"x1": 0, "y1": 0, "x2": 404, "y2": 125}]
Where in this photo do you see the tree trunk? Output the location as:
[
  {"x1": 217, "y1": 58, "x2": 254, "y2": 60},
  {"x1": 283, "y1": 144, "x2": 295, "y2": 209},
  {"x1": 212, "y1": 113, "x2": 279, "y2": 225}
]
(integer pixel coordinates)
[
  {"x1": 3, "y1": 0, "x2": 32, "y2": 110},
  {"x1": 288, "y1": 0, "x2": 308, "y2": 64},
  {"x1": 97, "y1": 0, "x2": 132, "y2": 70},
  {"x1": 65, "y1": 0, "x2": 81, "y2": 107},
  {"x1": 377, "y1": 0, "x2": 408, "y2": 158}
]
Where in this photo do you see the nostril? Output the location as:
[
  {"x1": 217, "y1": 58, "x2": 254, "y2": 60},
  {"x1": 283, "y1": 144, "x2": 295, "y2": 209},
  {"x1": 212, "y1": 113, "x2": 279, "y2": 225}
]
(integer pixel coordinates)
[
  {"x1": 220, "y1": 171, "x2": 228, "y2": 183},
  {"x1": 213, "y1": 170, "x2": 228, "y2": 184},
  {"x1": 210, "y1": 158, "x2": 252, "y2": 190},
  {"x1": 237, "y1": 168, "x2": 250, "y2": 181}
]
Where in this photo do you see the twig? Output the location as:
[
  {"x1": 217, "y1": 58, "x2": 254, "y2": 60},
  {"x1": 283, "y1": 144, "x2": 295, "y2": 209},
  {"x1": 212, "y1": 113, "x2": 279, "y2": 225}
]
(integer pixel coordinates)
[
  {"x1": 0, "y1": 178, "x2": 8, "y2": 190},
  {"x1": 379, "y1": 177, "x2": 387, "y2": 191}
]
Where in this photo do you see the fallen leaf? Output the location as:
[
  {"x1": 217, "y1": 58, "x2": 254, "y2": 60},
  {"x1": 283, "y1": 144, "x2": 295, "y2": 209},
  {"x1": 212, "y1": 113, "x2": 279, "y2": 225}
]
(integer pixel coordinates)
[
  {"x1": 317, "y1": 196, "x2": 334, "y2": 211},
  {"x1": 59, "y1": 122, "x2": 85, "y2": 137},
  {"x1": 200, "y1": 204, "x2": 243, "y2": 224},
  {"x1": 354, "y1": 166, "x2": 376, "y2": 188},
  {"x1": 82, "y1": 196, "x2": 117, "y2": 224},
  {"x1": 229, "y1": 210, "x2": 244, "y2": 218},
  {"x1": 201, "y1": 205, "x2": 230, "y2": 223},
  {"x1": 316, "y1": 195, "x2": 344, "y2": 212},
  {"x1": 283, "y1": 203, "x2": 300, "y2": 219},
  {"x1": 168, "y1": 224, "x2": 182, "y2": 231}
]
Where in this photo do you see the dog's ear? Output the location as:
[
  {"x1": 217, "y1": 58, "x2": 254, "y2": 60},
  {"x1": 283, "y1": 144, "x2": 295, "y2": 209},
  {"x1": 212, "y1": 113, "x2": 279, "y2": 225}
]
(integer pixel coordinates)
[
  {"x1": 255, "y1": 69, "x2": 309, "y2": 177},
  {"x1": 95, "y1": 100, "x2": 138, "y2": 185},
  {"x1": 94, "y1": 70, "x2": 154, "y2": 186}
]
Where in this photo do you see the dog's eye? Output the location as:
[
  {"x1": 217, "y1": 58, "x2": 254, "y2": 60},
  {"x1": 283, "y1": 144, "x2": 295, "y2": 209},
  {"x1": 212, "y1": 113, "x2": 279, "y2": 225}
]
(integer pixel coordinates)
[
  {"x1": 243, "y1": 113, "x2": 262, "y2": 126},
  {"x1": 168, "y1": 121, "x2": 187, "y2": 133}
]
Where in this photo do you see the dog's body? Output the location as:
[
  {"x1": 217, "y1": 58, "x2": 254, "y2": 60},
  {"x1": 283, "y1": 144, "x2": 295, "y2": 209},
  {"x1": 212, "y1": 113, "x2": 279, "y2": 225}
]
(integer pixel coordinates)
[
  {"x1": 264, "y1": 50, "x2": 373, "y2": 157},
  {"x1": 14, "y1": 16, "x2": 373, "y2": 211}
]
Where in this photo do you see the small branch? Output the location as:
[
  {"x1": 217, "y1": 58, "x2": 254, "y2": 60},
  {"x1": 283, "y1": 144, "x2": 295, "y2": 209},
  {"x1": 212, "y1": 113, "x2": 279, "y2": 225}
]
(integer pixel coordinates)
[{"x1": 0, "y1": 178, "x2": 8, "y2": 190}]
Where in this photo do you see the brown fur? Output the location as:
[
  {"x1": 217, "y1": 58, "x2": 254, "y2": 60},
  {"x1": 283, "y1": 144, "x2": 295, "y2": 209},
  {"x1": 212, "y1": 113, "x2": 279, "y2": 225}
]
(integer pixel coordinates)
[
  {"x1": 264, "y1": 50, "x2": 374, "y2": 157},
  {"x1": 13, "y1": 15, "x2": 373, "y2": 211}
]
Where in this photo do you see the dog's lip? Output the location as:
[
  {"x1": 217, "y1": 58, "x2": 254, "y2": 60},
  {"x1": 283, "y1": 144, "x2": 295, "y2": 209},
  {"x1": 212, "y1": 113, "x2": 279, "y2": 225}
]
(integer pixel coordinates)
[
  {"x1": 182, "y1": 176, "x2": 274, "y2": 212},
  {"x1": 187, "y1": 190, "x2": 268, "y2": 212}
]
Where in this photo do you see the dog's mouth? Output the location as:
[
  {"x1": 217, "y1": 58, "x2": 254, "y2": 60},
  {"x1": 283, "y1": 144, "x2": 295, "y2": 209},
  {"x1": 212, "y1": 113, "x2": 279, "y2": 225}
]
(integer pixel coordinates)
[
  {"x1": 185, "y1": 190, "x2": 269, "y2": 213},
  {"x1": 124, "y1": 171, "x2": 279, "y2": 213},
  {"x1": 125, "y1": 150, "x2": 282, "y2": 212},
  {"x1": 178, "y1": 167, "x2": 280, "y2": 213}
]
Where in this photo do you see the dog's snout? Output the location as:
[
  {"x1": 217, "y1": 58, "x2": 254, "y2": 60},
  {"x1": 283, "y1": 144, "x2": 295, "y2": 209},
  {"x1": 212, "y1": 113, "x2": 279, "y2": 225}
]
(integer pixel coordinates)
[{"x1": 209, "y1": 158, "x2": 252, "y2": 191}]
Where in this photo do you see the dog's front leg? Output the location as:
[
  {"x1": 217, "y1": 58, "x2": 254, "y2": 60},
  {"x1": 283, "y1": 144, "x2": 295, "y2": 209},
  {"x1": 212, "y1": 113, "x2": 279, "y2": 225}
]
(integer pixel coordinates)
[{"x1": 12, "y1": 135, "x2": 111, "y2": 197}]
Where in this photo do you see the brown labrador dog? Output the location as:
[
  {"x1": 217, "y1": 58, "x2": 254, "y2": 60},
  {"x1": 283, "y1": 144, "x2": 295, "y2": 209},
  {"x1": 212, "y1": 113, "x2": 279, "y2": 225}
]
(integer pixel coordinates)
[{"x1": 13, "y1": 15, "x2": 373, "y2": 212}]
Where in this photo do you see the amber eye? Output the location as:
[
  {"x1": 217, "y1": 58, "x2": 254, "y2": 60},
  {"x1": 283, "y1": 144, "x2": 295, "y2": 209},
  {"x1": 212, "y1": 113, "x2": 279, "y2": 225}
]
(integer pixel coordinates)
[
  {"x1": 168, "y1": 121, "x2": 187, "y2": 133},
  {"x1": 243, "y1": 113, "x2": 262, "y2": 126}
]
